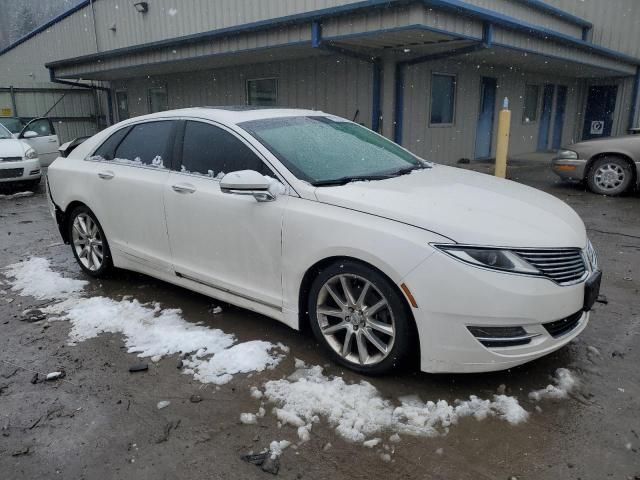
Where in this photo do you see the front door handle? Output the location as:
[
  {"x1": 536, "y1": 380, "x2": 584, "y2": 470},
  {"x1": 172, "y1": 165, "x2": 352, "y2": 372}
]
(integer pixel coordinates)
[
  {"x1": 98, "y1": 171, "x2": 114, "y2": 180},
  {"x1": 172, "y1": 183, "x2": 196, "y2": 194}
]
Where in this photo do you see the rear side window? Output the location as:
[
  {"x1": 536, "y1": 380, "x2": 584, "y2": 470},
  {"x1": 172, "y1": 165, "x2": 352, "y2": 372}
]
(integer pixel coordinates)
[
  {"x1": 93, "y1": 127, "x2": 131, "y2": 160},
  {"x1": 180, "y1": 121, "x2": 270, "y2": 177},
  {"x1": 114, "y1": 121, "x2": 173, "y2": 167}
]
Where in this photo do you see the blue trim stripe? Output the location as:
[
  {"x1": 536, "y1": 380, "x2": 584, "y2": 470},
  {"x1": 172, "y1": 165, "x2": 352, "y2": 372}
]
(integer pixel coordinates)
[
  {"x1": 393, "y1": 64, "x2": 405, "y2": 144},
  {"x1": 0, "y1": 1, "x2": 91, "y2": 56},
  {"x1": 420, "y1": 0, "x2": 639, "y2": 66},
  {"x1": 42, "y1": 0, "x2": 639, "y2": 71},
  {"x1": 518, "y1": 0, "x2": 592, "y2": 29},
  {"x1": 372, "y1": 60, "x2": 382, "y2": 132}
]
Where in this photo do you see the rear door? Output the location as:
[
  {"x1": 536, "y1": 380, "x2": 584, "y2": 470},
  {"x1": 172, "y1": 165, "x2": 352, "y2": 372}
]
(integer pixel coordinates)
[
  {"x1": 20, "y1": 118, "x2": 59, "y2": 166},
  {"x1": 87, "y1": 120, "x2": 177, "y2": 273}
]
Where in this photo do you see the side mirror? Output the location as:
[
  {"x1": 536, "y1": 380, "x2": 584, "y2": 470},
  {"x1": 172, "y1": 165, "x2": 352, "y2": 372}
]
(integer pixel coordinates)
[
  {"x1": 22, "y1": 130, "x2": 39, "y2": 139},
  {"x1": 220, "y1": 170, "x2": 277, "y2": 202}
]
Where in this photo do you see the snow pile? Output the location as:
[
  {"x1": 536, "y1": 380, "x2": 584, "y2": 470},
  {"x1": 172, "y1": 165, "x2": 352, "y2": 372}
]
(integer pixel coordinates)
[
  {"x1": 4, "y1": 257, "x2": 88, "y2": 300},
  {"x1": 528, "y1": 368, "x2": 578, "y2": 401},
  {"x1": 0, "y1": 191, "x2": 34, "y2": 200},
  {"x1": 260, "y1": 364, "x2": 528, "y2": 443},
  {"x1": 4, "y1": 257, "x2": 286, "y2": 386}
]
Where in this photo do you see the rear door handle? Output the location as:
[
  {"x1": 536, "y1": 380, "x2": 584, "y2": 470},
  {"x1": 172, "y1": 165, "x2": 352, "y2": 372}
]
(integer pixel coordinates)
[
  {"x1": 172, "y1": 183, "x2": 196, "y2": 194},
  {"x1": 98, "y1": 171, "x2": 115, "y2": 180}
]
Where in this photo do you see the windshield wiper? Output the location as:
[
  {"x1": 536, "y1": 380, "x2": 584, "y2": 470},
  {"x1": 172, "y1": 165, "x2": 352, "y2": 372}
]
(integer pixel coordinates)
[
  {"x1": 312, "y1": 174, "x2": 394, "y2": 187},
  {"x1": 390, "y1": 164, "x2": 430, "y2": 177}
]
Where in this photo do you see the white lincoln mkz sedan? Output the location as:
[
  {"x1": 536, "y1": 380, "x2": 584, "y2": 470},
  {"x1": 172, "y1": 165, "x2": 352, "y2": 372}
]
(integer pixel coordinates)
[{"x1": 47, "y1": 107, "x2": 601, "y2": 374}]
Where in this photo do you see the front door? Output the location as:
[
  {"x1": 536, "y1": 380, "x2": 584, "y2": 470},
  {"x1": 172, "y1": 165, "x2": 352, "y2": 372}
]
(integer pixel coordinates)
[
  {"x1": 474, "y1": 77, "x2": 497, "y2": 159},
  {"x1": 163, "y1": 119, "x2": 287, "y2": 310},
  {"x1": 20, "y1": 117, "x2": 60, "y2": 166},
  {"x1": 537, "y1": 84, "x2": 555, "y2": 151},
  {"x1": 582, "y1": 85, "x2": 618, "y2": 140},
  {"x1": 552, "y1": 85, "x2": 568, "y2": 149}
]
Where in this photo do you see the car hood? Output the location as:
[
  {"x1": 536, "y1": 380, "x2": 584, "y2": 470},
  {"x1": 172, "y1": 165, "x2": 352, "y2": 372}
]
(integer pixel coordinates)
[
  {"x1": 0, "y1": 138, "x2": 28, "y2": 158},
  {"x1": 314, "y1": 165, "x2": 587, "y2": 248}
]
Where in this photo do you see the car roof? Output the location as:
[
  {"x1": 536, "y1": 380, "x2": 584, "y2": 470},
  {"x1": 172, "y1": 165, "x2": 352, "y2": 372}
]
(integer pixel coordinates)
[{"x1": 123, "y1": 107, "x2": 329, "y2": 126}]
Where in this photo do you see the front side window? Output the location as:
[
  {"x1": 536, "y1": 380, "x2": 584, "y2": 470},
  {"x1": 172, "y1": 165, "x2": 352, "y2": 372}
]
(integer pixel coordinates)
[
  {"x1": 116, "y1": 91, "x2": 129, "y2": 120},
  {"x1": 180, "y1": 121, "x2": 270, "y2": 177},
  {"x1": 0, "y1": 124, "x2": 12, "y2": 139},
  {"x1": 430, "y1": 74, "x2": 456, "y2": 125},
  {"x1": 148, "y1": 86, "x2": 168, "y2": 113},
  {"x1": 240, "y1": 116, "x2": 423, "y2": 185},
  {"x1": 522, "y1": 84, "x2": 540, "y2": 123},
  {"x1": 247, "y1": 78, "x2": 278, "y2": 106},
  {"x1": 24, "y1": 118, "x2": 55, "y2": 137}
]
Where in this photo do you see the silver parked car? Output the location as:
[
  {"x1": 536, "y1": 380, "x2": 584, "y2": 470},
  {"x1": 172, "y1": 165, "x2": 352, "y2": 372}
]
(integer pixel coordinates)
[{"x1": 552, "y1": 135, "x2": 640, "y2": 196}]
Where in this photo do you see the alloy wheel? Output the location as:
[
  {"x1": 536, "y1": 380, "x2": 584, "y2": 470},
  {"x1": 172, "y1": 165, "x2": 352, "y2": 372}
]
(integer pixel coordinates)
[
  {"x1": 316, "y1": 274, "x2": 396, "y2": 366},
  {"x1": 71, "y1": 213, "x2": 104, "y2": 271},
  {"x1": 594, "y1": 163, "x2": 626, "y2": 191}
]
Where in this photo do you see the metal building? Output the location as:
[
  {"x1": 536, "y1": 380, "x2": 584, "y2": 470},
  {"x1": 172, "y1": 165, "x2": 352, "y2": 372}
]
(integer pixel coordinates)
[{"x1": 1, "y1": 0, "x2": 638, "y2": 163}]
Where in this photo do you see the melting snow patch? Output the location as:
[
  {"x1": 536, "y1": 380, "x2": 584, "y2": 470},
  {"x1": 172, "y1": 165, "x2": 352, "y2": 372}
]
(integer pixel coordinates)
[
  {"x1": 240, "y1": 413, "x2": 258, "y2": 425},
  {"x1": 4, "y1": 257, "x2": 287, "y2": 386},
  {"x1": 269, "y1": 440, "x2": 291, "y2": 459},
  {"x1": 262, "y1": 364, "x2": 528, "y2": 444},
  {"x1": 4, "y1": 257, "x2": 88, "y2": 300},
  {"x1": 528, "y1": 368, "x2": 577, "y2": 401}
]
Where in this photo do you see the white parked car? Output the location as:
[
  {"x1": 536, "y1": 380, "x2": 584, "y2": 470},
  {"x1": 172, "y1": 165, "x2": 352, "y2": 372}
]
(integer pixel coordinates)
[
  {"x1": 0, "y1": 123, "x2": 41, "y2": 189},
  {"x1": 46, "y1": 108, "x2": 601, "y2": 374}
]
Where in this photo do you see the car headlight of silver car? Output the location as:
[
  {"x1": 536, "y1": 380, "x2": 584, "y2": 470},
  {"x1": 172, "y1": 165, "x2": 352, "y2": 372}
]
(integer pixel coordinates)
[
  {"x1": 24, "y1": 148, "x2": 38, "y2": 159},
  {"x1": 556, "y1": 149, "x2": 578, "y2": 160},
  {"x1": 433, "y1": 245, "x2": 540, "y2": 274},
  {"x1": 585, "y1": 239, "x2": 598, "y2": 271}
]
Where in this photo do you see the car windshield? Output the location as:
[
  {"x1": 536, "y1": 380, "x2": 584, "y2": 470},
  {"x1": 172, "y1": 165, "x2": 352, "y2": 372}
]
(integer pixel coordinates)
[
  {"x1": 239, "y1": 116, "x2": 426, "y2": 185},
  {"x1": 0, "y1": 124, "x2": 13, "y2": 140},
  {"x1": 0, "y1": 117, "x2": 25, "y2": 134}
]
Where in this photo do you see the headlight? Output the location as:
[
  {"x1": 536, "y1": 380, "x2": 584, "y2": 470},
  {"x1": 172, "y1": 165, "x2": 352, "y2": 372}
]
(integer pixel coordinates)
[
  {"x1": 434, "y1": 245, "x2": 540, "y2": 274},
  {"x1": 24, "y1": 148, "x2": 38, "y2": 159},
  {"x1": 585, "y1": 239, "x2": 598, "y2": 271},
  {"x1": 556, "y1": 149, "x2": 578, "y2": 159}
]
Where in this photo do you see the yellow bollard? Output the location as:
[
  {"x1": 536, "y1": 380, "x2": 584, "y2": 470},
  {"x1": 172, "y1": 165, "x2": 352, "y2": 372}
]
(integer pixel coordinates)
[{"x1": 494, "y1": 97, "x2": 511, "y2": 179}]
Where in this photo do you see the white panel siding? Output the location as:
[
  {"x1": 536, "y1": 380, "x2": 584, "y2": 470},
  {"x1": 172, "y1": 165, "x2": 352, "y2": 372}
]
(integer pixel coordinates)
[
  {"x1": 545, "y1": 0, "x2": 640, "y2": 58},
  {"x1": 113, "y1": 55, "x2": 374, "y2": 127},
  {"x1": 402, "y1": 59, "x2": 581, "y2": 163},
  {"x1": 463, "y1": 0, "x2": 584, "y2": 37}
]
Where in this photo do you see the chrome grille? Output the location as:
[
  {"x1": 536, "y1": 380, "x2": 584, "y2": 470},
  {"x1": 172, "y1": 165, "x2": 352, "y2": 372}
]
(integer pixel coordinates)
[{"x1": 514, "y1": 248, "x2": 586, "y2": 285}]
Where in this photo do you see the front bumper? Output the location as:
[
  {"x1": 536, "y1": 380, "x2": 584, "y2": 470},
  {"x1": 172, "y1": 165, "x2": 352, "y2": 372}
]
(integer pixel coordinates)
[
  {"x1": 0, "y1": 158, "x2": 41, "y2": 183},
  {"x1": 403, "y1": 250, "x2": 593, "y2": 373},
  {"x1": 551, "y1": 158, "x2": 587, "y2": 181}
]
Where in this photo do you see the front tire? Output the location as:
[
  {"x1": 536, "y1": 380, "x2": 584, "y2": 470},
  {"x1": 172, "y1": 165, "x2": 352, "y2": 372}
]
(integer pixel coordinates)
[
  {"x1": 308, "y1": 260, "x2": 415, "y2": 375},
  {"x1": 587, "y1": 156, "x2": 633, "y2": 196},
  {"x1": 68, "y1": 206, "x2": 113, "y2": 277}
]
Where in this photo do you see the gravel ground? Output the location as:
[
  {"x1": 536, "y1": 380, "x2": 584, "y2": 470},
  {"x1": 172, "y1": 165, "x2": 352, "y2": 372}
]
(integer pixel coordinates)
[{"x1": 0, "y1": 163, "x2": 638, "y2": 480}]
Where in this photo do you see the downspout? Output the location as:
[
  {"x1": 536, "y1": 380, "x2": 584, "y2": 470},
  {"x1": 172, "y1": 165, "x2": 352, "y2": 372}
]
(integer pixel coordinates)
[
  {"x1": 89, "y1": 0, "x2": 100, "y2": 53},
  {"x1": 628, "y1": 66, "x2": 640, "y2": 132},
  {"x1": 9, "y1": 86, "x2": 18, "y2": 117},
  {"x1": 311, "y1": 20, "x2": 382, "y2": 131},
  {"x1": 48, "y1": 68, "x2": 114, "y2": 125},
  {"x1": 393, "y1": 22, "x2": 493, "y2": 144}
]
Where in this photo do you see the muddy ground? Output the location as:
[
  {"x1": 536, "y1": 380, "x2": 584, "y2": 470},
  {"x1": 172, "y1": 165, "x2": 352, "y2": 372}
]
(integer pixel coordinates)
[{"x1": 0, "y1": 162, "x2": 638, "y2": 480}]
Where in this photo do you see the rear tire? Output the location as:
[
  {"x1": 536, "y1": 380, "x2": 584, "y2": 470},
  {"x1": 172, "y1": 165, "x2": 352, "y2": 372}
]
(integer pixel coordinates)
[
  {"x1": 68, "y1": 205, "x2": 113, "y2": 277},
  {"x1": 308, "y1": 260, "x2": 415, "y2": 375},
  {"x1": 587, "y1": 156, "x2": 633, "y2": 196}
]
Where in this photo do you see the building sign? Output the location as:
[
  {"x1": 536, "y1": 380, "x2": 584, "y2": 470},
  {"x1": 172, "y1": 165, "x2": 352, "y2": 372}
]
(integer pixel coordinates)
[
  {"x1": 0, "y1": 107, "x2": 12, "y2": 117},
  {"x1": 590, "y1": 120, "x2": 604, "y2": 135}
]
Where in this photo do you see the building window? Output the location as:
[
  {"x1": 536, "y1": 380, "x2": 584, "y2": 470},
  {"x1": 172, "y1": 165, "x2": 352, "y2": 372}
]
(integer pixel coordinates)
[
  {"x1": 247, "y1": 78, "x2": 278, "y2": 106},
  {"x1": 522, "y1": 84, "x2": 540, "y2": 123},
  {"x1": 430, "y1": 73, "x2": 456, "y2": 125},
  {"x1": 116, "y1": 90, "x2": 129, "y2": 120},
  {"x1": 148, "y1": 86, "x2": 168, "y2": 113}
]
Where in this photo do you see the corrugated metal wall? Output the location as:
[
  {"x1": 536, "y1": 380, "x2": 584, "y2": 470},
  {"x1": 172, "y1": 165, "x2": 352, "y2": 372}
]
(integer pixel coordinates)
[
  {"x1": 0, "y1": 88, "x2": 101, "y2": 142},
  {"x1": 112, "y1": 54, "x2": 374, "y2": 127}
]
